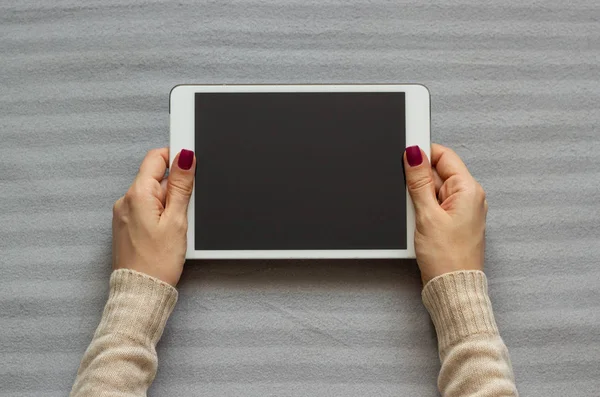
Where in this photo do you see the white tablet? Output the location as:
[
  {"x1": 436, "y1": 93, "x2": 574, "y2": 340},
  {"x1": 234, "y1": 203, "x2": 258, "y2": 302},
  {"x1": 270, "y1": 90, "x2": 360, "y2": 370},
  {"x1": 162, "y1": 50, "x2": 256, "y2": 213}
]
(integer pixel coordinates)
[{"x1": 170, "y1": 84, "x2": 430, "y2": 259}]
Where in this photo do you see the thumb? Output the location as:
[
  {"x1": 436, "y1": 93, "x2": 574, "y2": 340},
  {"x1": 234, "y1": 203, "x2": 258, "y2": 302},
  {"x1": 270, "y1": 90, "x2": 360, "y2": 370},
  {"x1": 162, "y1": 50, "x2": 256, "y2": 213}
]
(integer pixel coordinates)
[
  {"x1": 165, "y1": 149, "x2": 196, "y2": 219},
  {"x1": 404, "y1": 145, "x2": 438, "y2": 214}
]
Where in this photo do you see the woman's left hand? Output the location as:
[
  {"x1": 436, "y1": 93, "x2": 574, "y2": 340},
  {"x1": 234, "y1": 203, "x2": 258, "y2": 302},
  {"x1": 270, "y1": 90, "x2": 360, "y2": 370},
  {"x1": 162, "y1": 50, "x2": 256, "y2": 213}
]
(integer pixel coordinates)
[{"x1": 112, "y1": 148, "x2": 196, "y2": 286}]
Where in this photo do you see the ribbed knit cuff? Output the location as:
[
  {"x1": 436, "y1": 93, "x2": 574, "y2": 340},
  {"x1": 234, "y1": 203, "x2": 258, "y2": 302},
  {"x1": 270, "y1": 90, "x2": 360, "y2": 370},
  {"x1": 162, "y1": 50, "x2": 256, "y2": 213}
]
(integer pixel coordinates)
[
  {"x1": 94, "y1": 269, "x2": 178, "y2": 346},
  {"x1": 422, "y1": 270, "x2": 499, "y2": 356}
]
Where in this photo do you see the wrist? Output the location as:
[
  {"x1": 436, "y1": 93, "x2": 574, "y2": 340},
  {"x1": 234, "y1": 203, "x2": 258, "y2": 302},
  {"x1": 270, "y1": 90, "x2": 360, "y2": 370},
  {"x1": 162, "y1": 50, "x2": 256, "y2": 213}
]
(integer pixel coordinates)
[
  {"x1": 94, "y1": 269, "x2": 178, "y2": 345},
  {"x1": 421, "y1": 264, "x2": 485, "y2": 288},
  {"x1": 113, "y1": 263, "x2": 182, "y2": 287},
  {"x1": 421, "y1": 270, "x2": 499, "y2": 356}
]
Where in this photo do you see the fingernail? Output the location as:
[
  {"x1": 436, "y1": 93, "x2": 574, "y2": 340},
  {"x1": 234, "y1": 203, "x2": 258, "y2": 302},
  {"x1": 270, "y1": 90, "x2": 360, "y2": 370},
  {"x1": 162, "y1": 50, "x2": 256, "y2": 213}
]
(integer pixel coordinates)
[
  {"x1": 406, "y1": 146, "x2": 423, "y2": 167},
  {"x1": 178, "y1": 149, "x2": 194, "y2": 170}
]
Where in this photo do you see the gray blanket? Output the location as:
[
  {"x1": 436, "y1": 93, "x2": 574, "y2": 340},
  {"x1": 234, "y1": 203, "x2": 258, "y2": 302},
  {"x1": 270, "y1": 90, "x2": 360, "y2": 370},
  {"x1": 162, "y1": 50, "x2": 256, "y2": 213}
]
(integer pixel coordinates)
[{"x1": 1, "y1": 1, "x2": 599, "y2": 395}]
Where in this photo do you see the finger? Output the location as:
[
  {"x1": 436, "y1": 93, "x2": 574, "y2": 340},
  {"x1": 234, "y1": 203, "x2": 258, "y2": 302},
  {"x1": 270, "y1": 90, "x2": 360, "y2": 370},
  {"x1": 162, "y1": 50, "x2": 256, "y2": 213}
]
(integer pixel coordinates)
[
  {"x1": 430, "y1": 143, "x2": 472, "y2": 181},
  {"x1": 438, "y1": 179, "x2": 456, "y2": 204},
  {"x1": 137, "y1": 148, "x2": 169, "y2": 182},
  {"x1": 112, "y1": 196, "x2": 124, "y2": 215},
  {"x1": 433, "y1": 168, "x2": 443, "y2": 196},
  {"x1": 159, "y1": 177, "x2": 168, "y2": 206},
  {"x1": 404, "y1": 145, "x2": 439, "y2": 214},
  {"x1": 164, "y1": 149, "x2": 196, "y2": 220}
]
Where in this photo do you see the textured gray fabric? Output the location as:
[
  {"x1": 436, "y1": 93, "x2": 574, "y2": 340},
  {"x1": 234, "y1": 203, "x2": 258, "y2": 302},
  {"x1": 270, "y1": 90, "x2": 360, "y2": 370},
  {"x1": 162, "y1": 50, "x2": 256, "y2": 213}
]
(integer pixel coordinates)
[{"x1": 1, "y1": 1, "x2": 600, "y2": 396}]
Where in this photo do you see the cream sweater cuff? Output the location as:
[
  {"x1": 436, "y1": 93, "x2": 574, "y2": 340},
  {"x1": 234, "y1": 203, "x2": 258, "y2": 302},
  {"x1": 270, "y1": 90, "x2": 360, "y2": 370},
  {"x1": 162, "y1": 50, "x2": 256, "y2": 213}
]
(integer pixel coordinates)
[
  {"x1": 422, "y1": 270, "x2": 499, "y2": 356},
  {"x1": 94, "y1": 269, "x2": 178, "y2": 346}
]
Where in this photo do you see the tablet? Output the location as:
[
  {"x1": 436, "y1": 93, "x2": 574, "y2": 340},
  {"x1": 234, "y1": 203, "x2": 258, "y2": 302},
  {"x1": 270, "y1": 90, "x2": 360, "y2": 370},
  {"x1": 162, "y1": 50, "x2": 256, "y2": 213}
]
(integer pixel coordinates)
[{"x1": 170, "y1": 84, "x2": 430, "y2": 259}]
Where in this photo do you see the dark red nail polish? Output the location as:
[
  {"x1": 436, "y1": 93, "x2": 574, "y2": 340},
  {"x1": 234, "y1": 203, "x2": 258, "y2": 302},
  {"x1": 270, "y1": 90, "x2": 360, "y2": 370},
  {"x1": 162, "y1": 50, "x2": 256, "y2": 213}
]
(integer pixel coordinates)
[
  {"x1": 178, "y1": 149, "x2": 194, "y2": 170},
  {"x1": 406, "y1": 146, "x2": 423, "y2": 167}
]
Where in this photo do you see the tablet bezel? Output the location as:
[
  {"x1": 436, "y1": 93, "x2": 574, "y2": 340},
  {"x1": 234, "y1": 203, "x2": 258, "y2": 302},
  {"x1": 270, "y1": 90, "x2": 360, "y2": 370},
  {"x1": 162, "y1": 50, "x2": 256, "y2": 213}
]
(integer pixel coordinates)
[{"x1": 170, "y1": 84, "x2": 430, "y2": 259}]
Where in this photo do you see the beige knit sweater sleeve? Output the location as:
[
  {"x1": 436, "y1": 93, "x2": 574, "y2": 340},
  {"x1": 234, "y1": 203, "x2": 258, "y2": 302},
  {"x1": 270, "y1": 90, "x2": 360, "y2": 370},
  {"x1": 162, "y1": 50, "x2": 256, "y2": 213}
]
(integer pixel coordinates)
[
  {"x1": 70, "y1": 269, "x2": 178, "y2": 397},
  {"x1": 423, "y1": 270, "x2": 518, "y2": 396},
  {"x1": 71, "y1": 269, "x2": 517, "y2": 396}
]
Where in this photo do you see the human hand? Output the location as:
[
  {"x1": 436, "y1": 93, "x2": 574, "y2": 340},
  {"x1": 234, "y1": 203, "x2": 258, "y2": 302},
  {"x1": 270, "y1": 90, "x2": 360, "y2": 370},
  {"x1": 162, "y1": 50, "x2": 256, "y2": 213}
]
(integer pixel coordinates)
[
  {"x1": 112, "y1": 148, "x2": 196, "y2": 286},
  {"x1": 404, "y1": 144, "x2": 487, "y2": 286}
]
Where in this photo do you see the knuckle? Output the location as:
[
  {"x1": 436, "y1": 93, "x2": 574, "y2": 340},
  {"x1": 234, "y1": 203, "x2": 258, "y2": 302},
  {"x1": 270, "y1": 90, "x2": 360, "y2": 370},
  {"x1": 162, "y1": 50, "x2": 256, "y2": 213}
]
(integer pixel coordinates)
[
  {"x1": 169, "y1": 178, "x2": 193, "y2": 198},
  {"x1": 465, "y1": 178, "x2": 486, "y2": 201},
  {"x1": 112, "y1": 198, "x2": 130, "y2": 225},
  {"x1": 133, "y1": 182, "x2": 148, "y2": 197},
  {"x1": 171, "y1": 215, "x2": 188, "y2": 231},
  {"x1": 475, "y1": 183, "x2": 486, "y2": 201},
  {"x1": 124, "y1": 190, "x2": 135, "y2": 205},
  {"x1": 112, "y1": 197, "x2": 123, "y2": 214},
  {"x1": 444, "y1": 146, "x2": 457, "y2": 156},
  {"x1": 407, "y1": 175, "x2": 434, "y2": 192},
  {"x1": 147, "y1": 148, "x2": 162, "y2": 158},
  {"x1": 138, "y1": 148, "x2": 165, "y2": 172},
  {"x1": 124, "y1": 184, "x2": 145, "y2": 204},
  {"x1": 439, "y1": 146, "x2": 458, "y2": 161}
]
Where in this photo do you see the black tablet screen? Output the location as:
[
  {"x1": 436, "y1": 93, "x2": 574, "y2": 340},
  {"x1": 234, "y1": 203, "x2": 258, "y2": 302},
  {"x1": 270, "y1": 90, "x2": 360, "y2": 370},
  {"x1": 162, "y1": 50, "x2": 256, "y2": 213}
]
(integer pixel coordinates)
[{"x1": 194, "y1": 92, "x2": 406, "y2": 250}]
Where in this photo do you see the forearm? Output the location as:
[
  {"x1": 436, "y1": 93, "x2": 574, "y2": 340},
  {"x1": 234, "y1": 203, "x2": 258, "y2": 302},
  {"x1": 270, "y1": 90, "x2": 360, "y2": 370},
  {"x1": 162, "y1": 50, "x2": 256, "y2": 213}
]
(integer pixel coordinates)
[
  {"x1": 422, "y1": 271, "x2": 518, "y2": 396},
  {"x1": 71, "y1": 269, "x2": 177, "y2": 397}
]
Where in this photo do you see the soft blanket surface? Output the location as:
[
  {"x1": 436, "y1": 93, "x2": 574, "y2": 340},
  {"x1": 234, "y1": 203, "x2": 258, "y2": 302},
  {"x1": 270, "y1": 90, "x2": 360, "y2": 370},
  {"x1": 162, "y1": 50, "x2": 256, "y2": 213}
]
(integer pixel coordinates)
[{"x1": 1, "y1": 1, "x2": 599, "y2": 395}]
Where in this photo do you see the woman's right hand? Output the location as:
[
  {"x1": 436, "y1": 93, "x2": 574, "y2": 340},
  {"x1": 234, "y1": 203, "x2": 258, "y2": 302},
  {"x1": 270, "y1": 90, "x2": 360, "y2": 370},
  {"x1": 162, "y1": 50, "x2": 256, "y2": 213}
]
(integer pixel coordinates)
[{"x1": 403, "y1": 144, "x2": 488, "y2": 286}]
